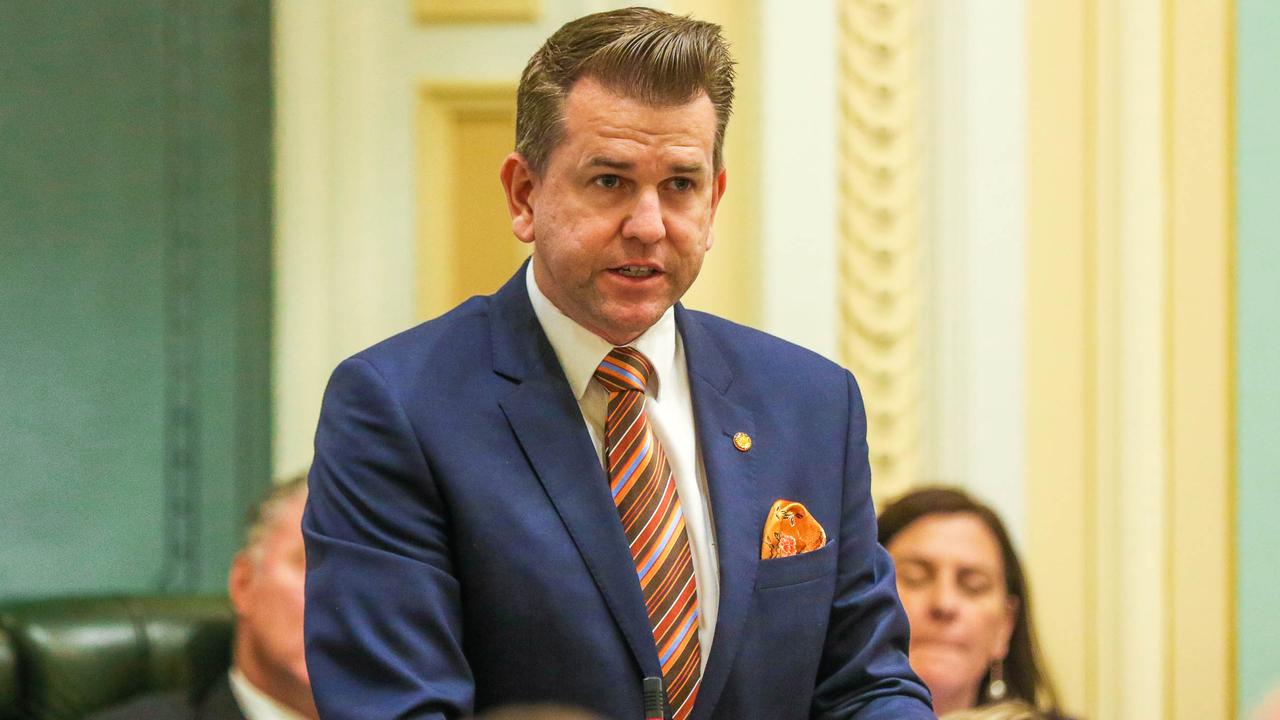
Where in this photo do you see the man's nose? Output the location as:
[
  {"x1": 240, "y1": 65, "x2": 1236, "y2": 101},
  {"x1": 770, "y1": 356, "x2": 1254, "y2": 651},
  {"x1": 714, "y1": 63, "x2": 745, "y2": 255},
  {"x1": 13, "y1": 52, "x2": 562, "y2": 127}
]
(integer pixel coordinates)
[{"x1": 622, "y1": 188, "x2": 665, "y2": 243}]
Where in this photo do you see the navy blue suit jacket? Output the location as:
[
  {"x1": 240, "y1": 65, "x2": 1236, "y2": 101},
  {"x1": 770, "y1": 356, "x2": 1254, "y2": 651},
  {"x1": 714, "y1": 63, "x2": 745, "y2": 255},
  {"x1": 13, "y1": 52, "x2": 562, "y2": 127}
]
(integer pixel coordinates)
[{"x1": 303, "y1": 265, "x2": 934, "y2": 720}]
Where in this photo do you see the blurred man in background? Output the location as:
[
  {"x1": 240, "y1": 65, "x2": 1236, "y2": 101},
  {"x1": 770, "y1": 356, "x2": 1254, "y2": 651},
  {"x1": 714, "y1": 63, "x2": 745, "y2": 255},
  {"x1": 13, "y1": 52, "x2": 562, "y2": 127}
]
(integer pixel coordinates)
[{"x1": 92, "y1": 475, "x2": 315, "y2": 720}]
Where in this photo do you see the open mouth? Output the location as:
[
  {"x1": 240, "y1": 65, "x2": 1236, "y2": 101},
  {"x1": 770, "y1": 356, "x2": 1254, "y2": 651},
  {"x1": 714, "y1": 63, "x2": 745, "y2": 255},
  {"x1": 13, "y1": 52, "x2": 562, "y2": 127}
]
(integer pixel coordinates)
[{"x1": 610, "y1": 265, "x2": 661, "y2": 278}]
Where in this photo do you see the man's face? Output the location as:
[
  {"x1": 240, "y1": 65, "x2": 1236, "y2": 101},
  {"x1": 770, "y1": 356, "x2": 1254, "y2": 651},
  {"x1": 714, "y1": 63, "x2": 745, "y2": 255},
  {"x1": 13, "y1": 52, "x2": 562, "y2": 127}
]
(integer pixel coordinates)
[
  {"x1": 503, "y1": 77, "x2": 726, "y2": 345},
  {"x1": 229, "y1": 492, "x2": 309, "y2": 692}
]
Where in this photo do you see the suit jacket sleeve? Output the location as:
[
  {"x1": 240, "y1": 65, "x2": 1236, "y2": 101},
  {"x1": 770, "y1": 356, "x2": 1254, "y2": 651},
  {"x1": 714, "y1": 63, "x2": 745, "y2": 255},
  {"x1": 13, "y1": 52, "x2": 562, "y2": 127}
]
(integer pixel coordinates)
[
  {"x1": 810, "y1": 371, "x2": 936, "y2": 720},
  {"x1": 303, "y1": 357, "x2": 472, "y2": 719}
]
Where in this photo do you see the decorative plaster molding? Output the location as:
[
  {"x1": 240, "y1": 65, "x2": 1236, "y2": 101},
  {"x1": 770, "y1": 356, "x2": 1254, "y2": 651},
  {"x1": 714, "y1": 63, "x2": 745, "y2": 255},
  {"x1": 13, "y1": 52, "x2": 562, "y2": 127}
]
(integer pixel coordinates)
[{"x1": 837, "y1": 0, "x2": 922, "y2": 500}]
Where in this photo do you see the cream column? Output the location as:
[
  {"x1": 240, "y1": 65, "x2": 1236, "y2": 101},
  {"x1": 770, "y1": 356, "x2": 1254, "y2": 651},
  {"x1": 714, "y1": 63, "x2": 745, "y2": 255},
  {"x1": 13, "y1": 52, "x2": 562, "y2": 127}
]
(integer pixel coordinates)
[
  {"x1": 758, "y1": 0, "x2": 838, "y2": 362},
  {"x1": 1026, "y1": 0, "x2": 1235, "y2": 717},
  {"x1": 273, "y1": 0, "x2": 339, "y2": 477},
  {"x1": 922, "y1": 0, "x2": 1029, "y2": 538}
]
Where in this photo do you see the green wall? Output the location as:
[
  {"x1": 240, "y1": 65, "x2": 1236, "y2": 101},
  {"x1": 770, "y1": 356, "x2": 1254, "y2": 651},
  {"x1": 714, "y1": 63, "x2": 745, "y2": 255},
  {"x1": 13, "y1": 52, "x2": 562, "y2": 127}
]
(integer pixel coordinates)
[
  {"x1": 0, "y1": 1, "x2": 273, "y2": 598},
  {"x1": 1236, "y1": 0, "x2": 1280, "y2": 714}
]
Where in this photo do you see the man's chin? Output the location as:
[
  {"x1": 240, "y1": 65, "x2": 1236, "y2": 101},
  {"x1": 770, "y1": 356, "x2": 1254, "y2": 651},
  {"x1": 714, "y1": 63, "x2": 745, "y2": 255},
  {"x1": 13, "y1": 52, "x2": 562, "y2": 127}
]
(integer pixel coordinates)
[
  {"x1": 597, "y1": 318, "x2": 664, "y2": 345},
  {"x1": 587, "y1": 303, "x2": 672, "y2": 345}
]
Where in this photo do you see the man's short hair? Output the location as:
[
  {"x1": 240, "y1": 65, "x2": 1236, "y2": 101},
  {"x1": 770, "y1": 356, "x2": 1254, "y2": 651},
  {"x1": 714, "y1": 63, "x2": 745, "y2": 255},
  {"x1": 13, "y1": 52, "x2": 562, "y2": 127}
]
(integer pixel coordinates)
[
  {"x1": 515, "y1": 6, "x2": 736, "y2": 174},
  {"x1": 241, "y1": 471, "x2": 308, "y2": 558}
]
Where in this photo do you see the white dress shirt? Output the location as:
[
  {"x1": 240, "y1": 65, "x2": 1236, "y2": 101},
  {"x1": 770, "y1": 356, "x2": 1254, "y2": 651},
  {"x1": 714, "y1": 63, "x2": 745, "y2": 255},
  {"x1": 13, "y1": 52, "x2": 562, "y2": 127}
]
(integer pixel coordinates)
[
  {"x1": 525, "y1": 261, "x2": 719, "y2": 667},
  {"x1": 228, "y1": 667, "x2": 308, "y2": 720}
]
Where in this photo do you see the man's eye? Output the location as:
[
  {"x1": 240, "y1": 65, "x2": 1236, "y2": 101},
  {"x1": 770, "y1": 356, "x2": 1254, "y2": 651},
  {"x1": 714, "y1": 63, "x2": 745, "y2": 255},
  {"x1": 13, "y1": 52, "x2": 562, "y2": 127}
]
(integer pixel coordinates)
[
  {"x1": 670, "y1": 177, "x2": 694, "y2": 191},
  {"x1": 595, "y1": 175, "x2": 622, "y2": 189}
]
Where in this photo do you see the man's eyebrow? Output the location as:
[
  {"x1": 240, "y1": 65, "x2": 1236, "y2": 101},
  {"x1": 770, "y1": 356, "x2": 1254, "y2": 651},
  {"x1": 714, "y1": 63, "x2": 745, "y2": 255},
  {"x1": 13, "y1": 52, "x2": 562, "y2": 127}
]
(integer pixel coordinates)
[
  {"x1": 586, "y1": 156, "x2": 633, "y2": 170},
  {"x1": 583, "y1": 157, "x2": 707, "y2": 175},
  {"x1": 670, "y1": 162, "x2": 705, "y2": 175}
]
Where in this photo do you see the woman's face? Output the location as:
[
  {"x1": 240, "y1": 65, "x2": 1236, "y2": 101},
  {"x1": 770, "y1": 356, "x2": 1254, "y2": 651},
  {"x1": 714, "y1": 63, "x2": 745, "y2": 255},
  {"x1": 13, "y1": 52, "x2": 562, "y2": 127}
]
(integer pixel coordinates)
[{"x1": 886, "y1": 512, "x2": 1018, "y2": 714}]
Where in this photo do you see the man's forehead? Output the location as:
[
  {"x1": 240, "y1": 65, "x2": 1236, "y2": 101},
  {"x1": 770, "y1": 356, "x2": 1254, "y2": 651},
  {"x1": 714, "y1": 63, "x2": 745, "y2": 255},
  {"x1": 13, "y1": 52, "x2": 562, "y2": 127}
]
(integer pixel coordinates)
[{"x1": 562, "y1": 88, "x2": 713, "y2": 147}]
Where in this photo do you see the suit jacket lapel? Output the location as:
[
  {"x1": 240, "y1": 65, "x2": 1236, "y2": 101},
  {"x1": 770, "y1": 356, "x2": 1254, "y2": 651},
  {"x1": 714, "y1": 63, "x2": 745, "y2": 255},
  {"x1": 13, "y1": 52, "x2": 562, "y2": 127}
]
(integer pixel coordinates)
[
  {"x1": 490, "y1": 264, "x2": 662, "y2": 681},
  {"x1": 677, "y1": 306, "x2": 765, "y2": 720}
]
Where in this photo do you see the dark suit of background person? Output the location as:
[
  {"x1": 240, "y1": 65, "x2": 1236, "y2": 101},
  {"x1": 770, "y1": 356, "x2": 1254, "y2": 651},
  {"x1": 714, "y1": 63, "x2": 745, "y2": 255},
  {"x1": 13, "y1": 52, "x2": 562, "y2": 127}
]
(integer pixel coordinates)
[
  {"x1": 302, "y1": 8, "x2": 934, "y2": 720},
  {"x1": 90, "y1": 678, "x2": 246, "y2": 720},
  {"x1": 92, "y1": 479, "x2": 316, "y2": 720}
]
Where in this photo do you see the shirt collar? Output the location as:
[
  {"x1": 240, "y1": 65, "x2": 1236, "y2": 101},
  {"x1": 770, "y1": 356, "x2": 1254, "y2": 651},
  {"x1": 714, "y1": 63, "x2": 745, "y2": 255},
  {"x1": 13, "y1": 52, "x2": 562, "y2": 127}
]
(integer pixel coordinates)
[
  {"x1": 525, "y1": 260, "x2": 675, "y2": 400},
  {"x1": 227, "y1": 667, "x2": 308, "y2": 720}
]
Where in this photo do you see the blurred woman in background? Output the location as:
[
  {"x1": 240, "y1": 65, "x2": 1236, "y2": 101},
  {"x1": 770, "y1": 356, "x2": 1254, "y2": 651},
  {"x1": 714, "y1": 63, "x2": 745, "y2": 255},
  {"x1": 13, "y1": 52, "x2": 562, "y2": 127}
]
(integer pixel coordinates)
[{"x1": 878, "y1": 487, "x2": 1066, "y2": 720}]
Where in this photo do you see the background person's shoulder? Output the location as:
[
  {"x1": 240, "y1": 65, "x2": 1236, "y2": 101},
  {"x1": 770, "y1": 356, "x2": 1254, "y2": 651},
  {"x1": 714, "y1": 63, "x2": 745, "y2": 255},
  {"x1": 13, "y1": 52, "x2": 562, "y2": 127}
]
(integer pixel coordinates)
[{"x1": 83, "y1": 690, "x2": 198, "y2": 720}]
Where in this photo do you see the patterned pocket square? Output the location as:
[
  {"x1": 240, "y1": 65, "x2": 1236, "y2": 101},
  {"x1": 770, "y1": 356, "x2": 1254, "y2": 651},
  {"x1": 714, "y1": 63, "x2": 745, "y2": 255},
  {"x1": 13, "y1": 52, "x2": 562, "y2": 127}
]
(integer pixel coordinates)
[{"x1": 761, "y1": 499, "x2": 827, "y2": 559}]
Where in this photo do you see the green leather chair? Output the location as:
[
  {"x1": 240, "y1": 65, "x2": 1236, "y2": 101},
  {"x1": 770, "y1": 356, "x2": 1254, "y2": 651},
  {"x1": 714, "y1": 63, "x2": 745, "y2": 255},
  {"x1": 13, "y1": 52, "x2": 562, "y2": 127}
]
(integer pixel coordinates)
[{"x1": 0, "y1": 596, "x2": 232, "y2": 720}]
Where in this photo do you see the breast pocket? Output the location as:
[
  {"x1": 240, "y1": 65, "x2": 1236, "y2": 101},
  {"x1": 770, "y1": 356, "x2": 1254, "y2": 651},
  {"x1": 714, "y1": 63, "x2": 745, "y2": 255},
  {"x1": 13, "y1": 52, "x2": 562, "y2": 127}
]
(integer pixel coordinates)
[{"x1": 754, "y1": 539, "x2": 838, "y2": 590}]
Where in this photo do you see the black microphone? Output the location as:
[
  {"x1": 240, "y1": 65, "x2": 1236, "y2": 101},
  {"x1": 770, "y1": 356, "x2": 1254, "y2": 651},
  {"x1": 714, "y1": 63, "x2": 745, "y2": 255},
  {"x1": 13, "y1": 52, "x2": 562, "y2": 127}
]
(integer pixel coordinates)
[{"x1": 643, "y1": 676, "x2": 665, "y2": 720}]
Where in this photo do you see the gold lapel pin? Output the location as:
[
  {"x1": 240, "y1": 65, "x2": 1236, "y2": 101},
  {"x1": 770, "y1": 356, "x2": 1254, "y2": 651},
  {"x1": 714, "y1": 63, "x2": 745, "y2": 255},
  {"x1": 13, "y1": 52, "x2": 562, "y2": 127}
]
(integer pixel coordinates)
[{"x1": 732, "y1": 432, "x2": 752, "y2": 452}]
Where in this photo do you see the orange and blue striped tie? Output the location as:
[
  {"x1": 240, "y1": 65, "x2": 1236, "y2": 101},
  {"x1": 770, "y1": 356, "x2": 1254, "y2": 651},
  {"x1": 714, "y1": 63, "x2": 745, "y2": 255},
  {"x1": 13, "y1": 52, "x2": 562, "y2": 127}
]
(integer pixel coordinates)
[{"x1": 595, "y1": 346, "x2": 701, "y2": 720}]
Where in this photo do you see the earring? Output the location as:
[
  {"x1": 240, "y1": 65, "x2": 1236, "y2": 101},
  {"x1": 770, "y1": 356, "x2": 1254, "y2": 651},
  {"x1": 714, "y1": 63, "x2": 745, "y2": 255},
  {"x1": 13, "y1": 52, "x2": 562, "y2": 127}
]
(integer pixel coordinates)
[{"x1": 987, "y1": 658, "x2": 1008, "y2": 702}]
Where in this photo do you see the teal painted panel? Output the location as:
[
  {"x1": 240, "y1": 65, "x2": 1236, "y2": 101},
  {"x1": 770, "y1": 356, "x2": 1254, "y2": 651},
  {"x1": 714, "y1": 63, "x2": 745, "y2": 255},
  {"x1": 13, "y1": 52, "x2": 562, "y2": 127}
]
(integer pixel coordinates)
[
  {"x1": 0, "y1": 1, "x2": 272, "y2": 599},
  {"x1": 0, "y1": 1, "x2": 171, "y2": 597},
  {"x1": 1236, "y1": 0, "x2": 1280, "y2": 715},
  {"x1": 154, "y1": 0, "x2": 275, "y2": 593}
]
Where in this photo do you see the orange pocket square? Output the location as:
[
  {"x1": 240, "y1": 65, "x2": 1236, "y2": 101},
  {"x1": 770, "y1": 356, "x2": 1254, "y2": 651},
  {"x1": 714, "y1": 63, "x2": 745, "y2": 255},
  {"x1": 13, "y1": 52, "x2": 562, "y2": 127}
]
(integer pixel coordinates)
[{"x1": 761, "y1": 499, "x2": 827, "y2": 559}]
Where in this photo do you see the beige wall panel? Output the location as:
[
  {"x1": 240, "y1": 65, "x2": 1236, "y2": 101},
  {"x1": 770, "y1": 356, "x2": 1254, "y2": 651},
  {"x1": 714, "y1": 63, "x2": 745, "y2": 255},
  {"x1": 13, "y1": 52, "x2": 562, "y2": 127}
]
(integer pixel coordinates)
[
  {"x1": 1091, "y1": 5, "x2": 1123, "y2": 717},
  {"x1": 1026, "y1": 1, "x2": 1093, "y2": 715},
  {"x1": 1027, "y1": 0, "x2": 1236, "y2": 717},
  {"x1": 453, "y1": 117, "x2": 530, "y2": 302},
  {"x1": 1166, "y1": 0, "x2": 1235, "y2": 717},
  {"x1": 417, "y1": 85, "x2": 529, "y2": 321},
  {"x1": 415, "y1": 0, "x2": 540, "y2": 24}
]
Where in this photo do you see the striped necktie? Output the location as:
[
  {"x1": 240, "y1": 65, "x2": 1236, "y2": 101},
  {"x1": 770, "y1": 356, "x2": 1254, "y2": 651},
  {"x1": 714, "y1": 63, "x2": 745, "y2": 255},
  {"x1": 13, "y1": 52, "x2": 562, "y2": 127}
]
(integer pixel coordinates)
[{"x1": 595, "y1": 346, "x2": 701, "y2": 720}]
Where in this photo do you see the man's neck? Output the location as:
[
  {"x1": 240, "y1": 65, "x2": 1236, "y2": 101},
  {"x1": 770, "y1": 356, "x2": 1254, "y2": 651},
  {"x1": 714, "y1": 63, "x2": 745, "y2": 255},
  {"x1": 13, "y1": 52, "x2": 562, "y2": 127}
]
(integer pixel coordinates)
[{"x1": 524, "y1": 259, "x2": 676, "y2": 401}]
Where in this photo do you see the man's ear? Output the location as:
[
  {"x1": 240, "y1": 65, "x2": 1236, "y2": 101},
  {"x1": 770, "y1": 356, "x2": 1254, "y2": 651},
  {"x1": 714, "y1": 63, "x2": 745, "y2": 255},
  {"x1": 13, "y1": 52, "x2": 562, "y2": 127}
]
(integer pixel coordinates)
[
  {"x1": 500, "y1": 152, "x2": 538, "y2": 244},
  {"x1": 228, "y1": 550, "x2": 253, "y2": 619},
  {"x1": 705, "y1": 167, "x2": 728, "y2": 251}
]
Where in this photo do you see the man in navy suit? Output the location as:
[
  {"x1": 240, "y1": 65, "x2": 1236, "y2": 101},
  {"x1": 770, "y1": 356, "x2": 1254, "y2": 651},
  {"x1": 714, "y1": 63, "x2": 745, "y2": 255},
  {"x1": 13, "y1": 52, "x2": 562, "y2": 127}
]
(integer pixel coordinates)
[{"x1": 303, "y1": 8, "x2": 934, "y2": 720}]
